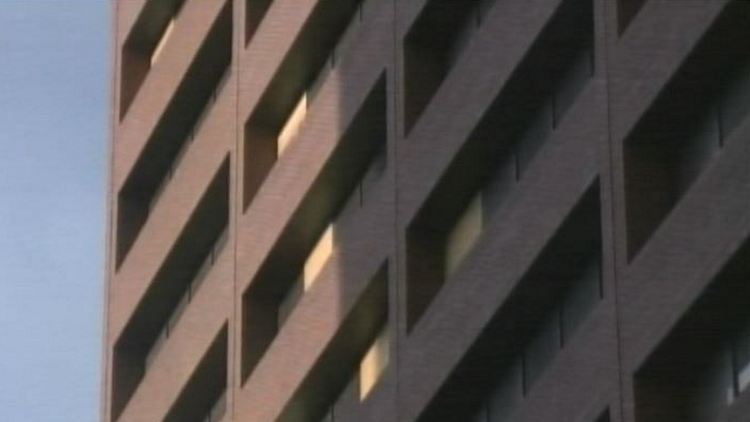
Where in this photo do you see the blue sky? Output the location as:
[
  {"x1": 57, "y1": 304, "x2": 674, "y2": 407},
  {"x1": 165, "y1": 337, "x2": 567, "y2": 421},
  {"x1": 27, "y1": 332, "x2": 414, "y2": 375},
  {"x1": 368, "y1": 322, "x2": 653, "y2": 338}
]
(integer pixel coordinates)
[{"x1": 0, "y1": 1, "x2": 108, "y2": 421}]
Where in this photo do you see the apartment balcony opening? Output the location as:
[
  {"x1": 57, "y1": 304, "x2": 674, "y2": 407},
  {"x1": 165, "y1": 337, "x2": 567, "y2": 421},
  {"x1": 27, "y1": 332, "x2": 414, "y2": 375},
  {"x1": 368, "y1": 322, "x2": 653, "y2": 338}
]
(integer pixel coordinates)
[
  {"x1": 116, "y1": 0, "x2": 232, "y2": 270},
  {"x1": 111, "y1": 159, "x2": 230, "y2": 421}
]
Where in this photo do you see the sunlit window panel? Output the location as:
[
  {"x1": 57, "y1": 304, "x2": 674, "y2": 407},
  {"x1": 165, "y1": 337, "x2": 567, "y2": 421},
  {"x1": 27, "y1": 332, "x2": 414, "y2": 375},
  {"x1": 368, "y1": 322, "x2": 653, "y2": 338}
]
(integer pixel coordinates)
[
  {"x1": 150, "y1": 19, "x2": 175, "y2": 66},
  {"x1": 304, "y1": 224, "x2": 334, "y2": 290},
  {"x1": 360, "y1": 326, "x2": 389, "y2": 400},
  {"x1": 445, "y1": 194, "x2": 483, "y2": 276},
  {"x1": 277, "y1": 93, "x2": 307, "y2": 157}
]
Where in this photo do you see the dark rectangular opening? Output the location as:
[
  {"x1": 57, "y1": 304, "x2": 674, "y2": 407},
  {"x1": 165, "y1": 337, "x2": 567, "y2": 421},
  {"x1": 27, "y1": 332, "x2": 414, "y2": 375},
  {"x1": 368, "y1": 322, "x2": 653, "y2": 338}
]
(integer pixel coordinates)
[
  {"x1": 617, "y1": 0, "x2": 647, "y2": 35},
  {"x1": 634, "y1": 236, "x2": 750, "y2": 422},
  {"x1": 120, "y1": 0, "x2": 187, "y2": 119},
  {"x1": 405, "y1": 0, "x2": 594, "y2": 333},
  {"x1": 276, "y1": 264, "x2": 389, "y2": 422},
  {"x1": 242, "y1": 0, "x2": 364, "y2": 211},
  {"x1": 623, "y1": 1, "x2": 750, "y2": 260},
  {"x1": 116, "y1": 0, "x2": 233, "y2": 270},
  {"x1": 240, "y1": 75, "x2": 387, "y2": 384},
  {"x1": 111, "y1": 159, "x2": 230, "y2": 421},
  {"x1": 403, "y1": 0, "x2": 481, "y2": 135},
  {"x1": 246, "y1": 0, "x2": 273, "y2": 45},
  {"x1": 163, "y1": 325, "x2": 228, "y2": 422},
  {"x1": 417, "y1": 184, "x2": 602, "y2": 422}
]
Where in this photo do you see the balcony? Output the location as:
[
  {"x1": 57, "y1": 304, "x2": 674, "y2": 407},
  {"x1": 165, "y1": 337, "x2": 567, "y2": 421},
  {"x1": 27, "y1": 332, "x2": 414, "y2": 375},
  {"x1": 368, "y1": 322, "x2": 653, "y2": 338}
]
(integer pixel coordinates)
[
  {"x1": 241, "y1": 76, "x2": 387, "y2": 385},
  {"x1": 116, "y1": 0, "x2": 232, "y2": 270},
  {"x1": 111, "y1": 159, "x2": 230, "y2": 421},
  {"x1": 242, "y1": 0, "x2": 371, "y2": 210}
]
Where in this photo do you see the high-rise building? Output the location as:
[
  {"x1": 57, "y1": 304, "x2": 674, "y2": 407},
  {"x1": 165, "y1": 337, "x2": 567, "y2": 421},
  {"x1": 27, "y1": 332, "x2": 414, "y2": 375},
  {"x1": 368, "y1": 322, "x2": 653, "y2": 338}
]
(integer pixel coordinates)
[{"x1": 102, "y1": 0, "x2": 750, "y2": 421}]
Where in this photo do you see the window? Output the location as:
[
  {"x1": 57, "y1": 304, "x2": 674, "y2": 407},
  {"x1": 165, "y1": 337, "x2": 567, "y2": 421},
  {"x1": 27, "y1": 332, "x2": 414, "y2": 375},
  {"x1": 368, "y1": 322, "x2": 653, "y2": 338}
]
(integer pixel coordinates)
[
  {"x1": 359, "y1": 326, "x2": 390, "y2": 400},
  {"x1": 734, "y1": 324, "x2": 750, "y2": 394},
  {"x1": 561, "y1": 260, "x2": 602, "y2": 343},
  {"x1": 277, "y1": 93, "x2": 308, "y2": 157},
  {"x1": 150, "y1": 19, "x2": 175, "y2": 66},
  {"x1": 445, "y1": 194, "x2": 483, "y2": 276},
  {"x1": 485, "y1": 361, "x2": 523, "y2": 422},
  {"x1": 523, "y1": 311, "x2": 561, "y2": 393},
  {"x1": 276, "y1": 223, "x2": 334, "y2": 328}
]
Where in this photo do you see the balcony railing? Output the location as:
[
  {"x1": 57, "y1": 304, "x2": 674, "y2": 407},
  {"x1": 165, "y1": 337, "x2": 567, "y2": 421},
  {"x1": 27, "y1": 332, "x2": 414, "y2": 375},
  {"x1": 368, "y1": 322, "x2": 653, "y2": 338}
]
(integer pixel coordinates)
[
  {"x1": 143, "y1": 227, "x2": 230, "y2": 370},
  {"x1": 147, "y1": 66, "x2": 232, "y2": 213},
  {"x1": 275, "y1": 0, "x2": 373, "y2": 155}
]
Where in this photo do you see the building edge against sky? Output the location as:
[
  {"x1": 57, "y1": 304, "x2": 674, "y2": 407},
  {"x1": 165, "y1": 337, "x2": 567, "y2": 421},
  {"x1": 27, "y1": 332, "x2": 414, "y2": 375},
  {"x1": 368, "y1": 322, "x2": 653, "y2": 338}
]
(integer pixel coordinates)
[{"x1": 103, "y1": 0, "x2": 750, "y2": 421}]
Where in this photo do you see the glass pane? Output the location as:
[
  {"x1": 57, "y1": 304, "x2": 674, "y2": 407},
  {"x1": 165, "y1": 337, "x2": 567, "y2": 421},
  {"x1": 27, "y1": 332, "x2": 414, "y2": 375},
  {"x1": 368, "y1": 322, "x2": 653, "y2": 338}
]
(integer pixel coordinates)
[
  {"x1": 688, "y1": 347, "x2": 734, "y2": 422},
  {"x1": 561, "y1": 258, "x2": 601, "y2": 345},
  {"x1": 719, "y1": 58, "x2": 750, "y2": 142},
  {"x1": 487, "y1": 359, "x2": 523, "y2": 422},
  {"x1": 523, "y1": 311, "x2": 561, "y2": 393},
  {"x1": 734, "y1": 322, "x2": 750, "y2": 393},
  {"x1": 516, "y1": 98, "x2": 554, "y2": 178}
]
